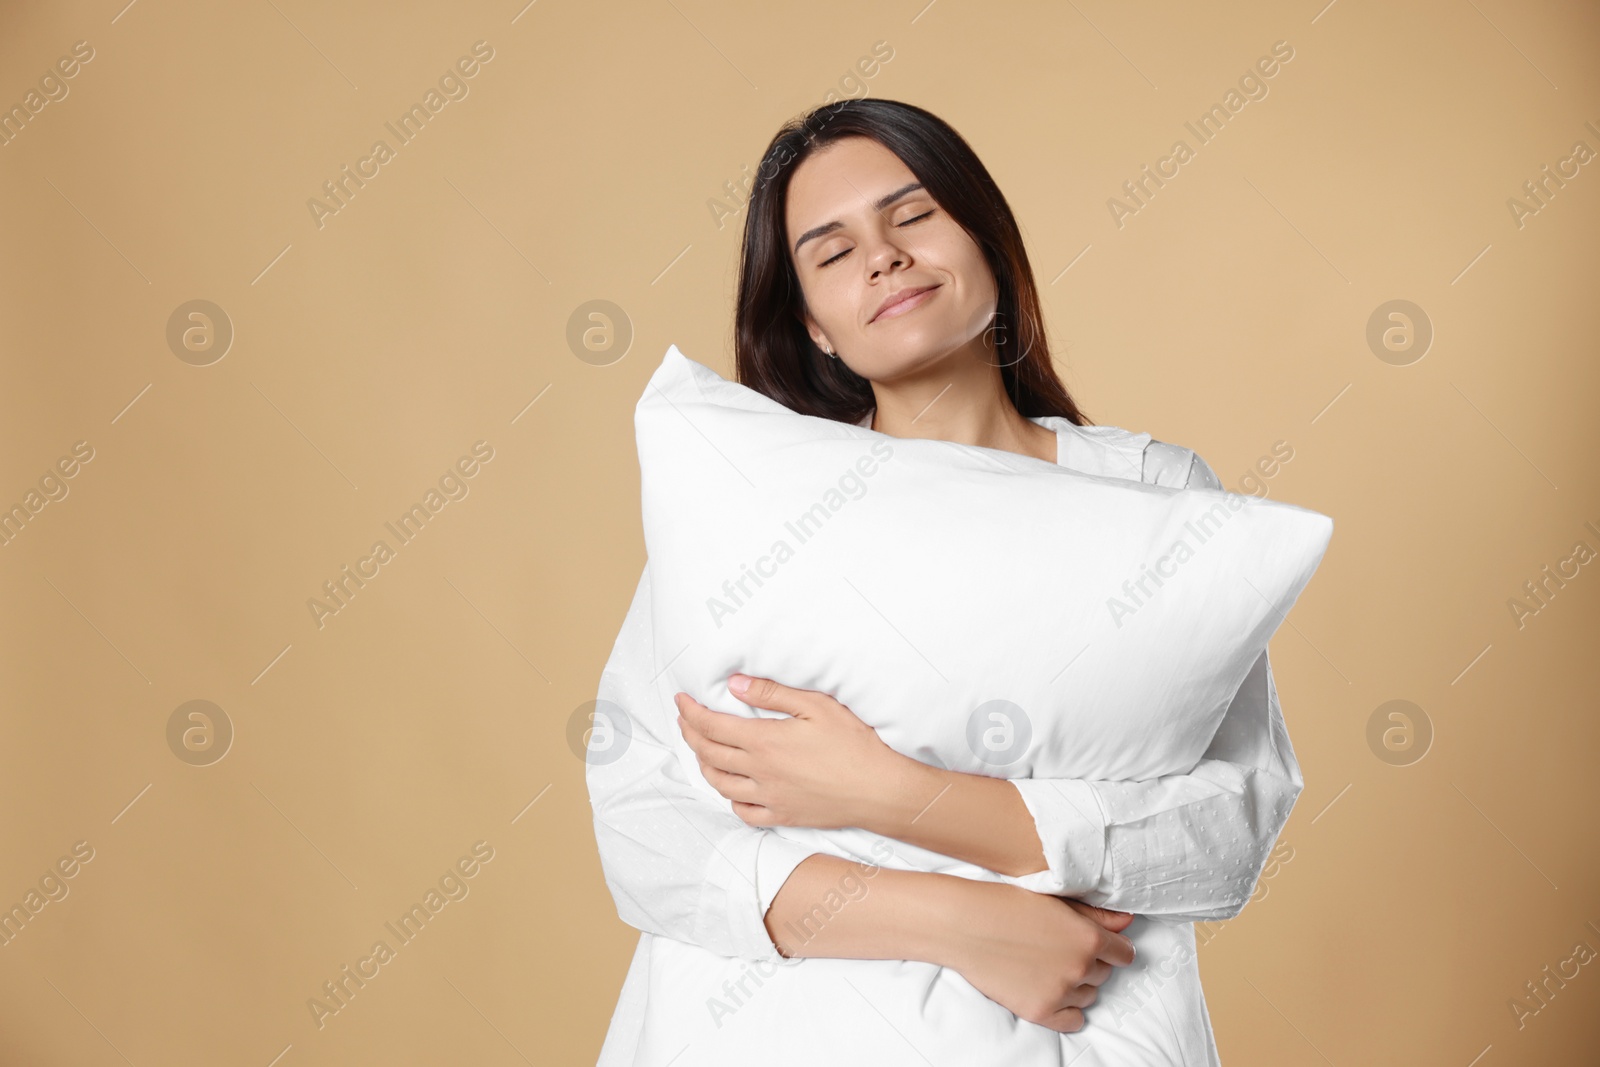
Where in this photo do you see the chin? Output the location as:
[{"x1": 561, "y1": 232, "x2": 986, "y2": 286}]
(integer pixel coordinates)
[{"x1": 862, "y1": 335, "x2": 969, "y2": 377}]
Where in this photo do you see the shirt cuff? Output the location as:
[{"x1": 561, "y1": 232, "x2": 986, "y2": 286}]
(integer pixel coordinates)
[
  {"x1": 756, "y1": 833, "x2": 820, "y2": 919},
  {"x1": 698, "y1": 825, "x2": 816, "y2": 961},
  {"x1": 994, "y1": 778, "x2": 1109, "y2": 897}
]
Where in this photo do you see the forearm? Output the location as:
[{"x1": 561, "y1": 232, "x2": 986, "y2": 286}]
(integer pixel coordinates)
[
  {"x1": 860, "y1": 758, "x2": 1051, "y2": 878},
  {"x1": 856, "y1": 649, "x2": 1302, "y2": 919},
  {"x1": 762, "y1": 853, "x2": 968, "y2": 964}
]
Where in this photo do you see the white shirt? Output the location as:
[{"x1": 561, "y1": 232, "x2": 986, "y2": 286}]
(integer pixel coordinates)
[{"x1": 588, "y1": 412, "x2": 1303, "y2": 1065}]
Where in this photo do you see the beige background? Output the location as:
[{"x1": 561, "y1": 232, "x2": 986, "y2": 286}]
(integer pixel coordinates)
[{"x1": 1, "y1": 0, "x2": 1597, "y2": 1063}]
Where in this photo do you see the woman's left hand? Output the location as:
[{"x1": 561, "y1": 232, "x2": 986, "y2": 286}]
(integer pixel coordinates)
[{"x1": 675, "y1": 673, "x2": 909, "y2": 831}]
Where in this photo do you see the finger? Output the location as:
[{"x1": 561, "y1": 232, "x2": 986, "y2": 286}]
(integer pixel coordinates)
[
  {"x1": 687, "y1": 728, "x2": 756, "y2": 778},
  {"x1": 1039, "y1": 1006, "x2": 1084, "y2": 1034},
  {"x1": 1078, "y1": 959, "x2": 1113, "y2": 989},
  {"x1": 730, "y1": 799, "x2": 778, "y2": 827},
  {"x1": 1062, "y1": 899, "x2": 1134, "y2": 933},
  {"x1": 675, "y1": 704, "x2": 746, "y2": 769},
  {"x1": 1066, "y1": 983, "x2": 1100, "y2": 1010},
  {"x1": 677, "y1": 692, "x2": 757, "y2": 750},
  {"x1": 1096, "y1": 926, "x2": 1137, "y2": 968},
  {"x1": 701, "y1": 761, "x2": 759, "y2": 801},
  {"x1": 729, "y1": 674, "x2": 810, "y2": 718},
  {"x1": 1089, "y1": 906, "x2": 1134, "y2": 933}
]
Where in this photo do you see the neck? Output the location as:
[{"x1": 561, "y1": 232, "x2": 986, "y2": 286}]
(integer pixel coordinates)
[{"x1": 865, "y1": 357, "x2": 1053, "y2": 462}]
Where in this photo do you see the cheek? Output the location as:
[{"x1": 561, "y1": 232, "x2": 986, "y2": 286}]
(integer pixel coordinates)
[
  {"x1": 805, "y1": 274, "x2": 859, "y2": 330},
  {"x1": 924, "y1": 230, "x2": 992, "y2": 301},
  {"x1": 951, "y1": 245, "x2": 994, "y2": 297}
]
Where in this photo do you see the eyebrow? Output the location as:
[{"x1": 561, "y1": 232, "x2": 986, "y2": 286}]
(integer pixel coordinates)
[{"x1": 792, "y1": 181, "x2": 927, "y2": 255}]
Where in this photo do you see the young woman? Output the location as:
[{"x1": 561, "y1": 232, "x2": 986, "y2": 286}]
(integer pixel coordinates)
[{"x1": 589, "y1": 98, "x2": 1301, "y2": 1065}]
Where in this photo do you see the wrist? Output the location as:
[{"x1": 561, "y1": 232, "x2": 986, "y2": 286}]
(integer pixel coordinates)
[
  {"x1": 857, "y1": 751, "x2": 946, "y2": 838},
  {"x1": 880, "y1": 867, "x2": 983, "y2": 969}
]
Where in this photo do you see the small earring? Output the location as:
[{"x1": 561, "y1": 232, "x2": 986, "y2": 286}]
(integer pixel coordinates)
[{"x1": 822, "y1": 342, "x2": 838, "y2": 359}]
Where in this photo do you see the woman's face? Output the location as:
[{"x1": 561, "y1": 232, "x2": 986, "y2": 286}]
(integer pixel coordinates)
[{"x1": 785, "y1": 136, "x2": 998, "y2": 379}]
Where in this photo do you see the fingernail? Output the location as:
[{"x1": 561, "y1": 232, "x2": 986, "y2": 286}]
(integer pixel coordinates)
[{"x1": 728, "y1": 674, "x2": 751, "y2": 696}]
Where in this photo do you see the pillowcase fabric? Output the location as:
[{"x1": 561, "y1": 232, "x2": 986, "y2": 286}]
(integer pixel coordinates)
[{"x1": 626, "y1": 343, "x2": 1334, "y2": 1065}]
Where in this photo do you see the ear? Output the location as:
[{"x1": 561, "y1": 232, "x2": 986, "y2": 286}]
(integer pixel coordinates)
[{"x1": 798, "y1": 310, "x2": 829, "y2": 354}]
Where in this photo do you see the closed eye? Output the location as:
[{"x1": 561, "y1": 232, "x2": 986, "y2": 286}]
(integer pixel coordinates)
[{"x1": 819, "y1": 209, "x2": 936, "y2": 267}]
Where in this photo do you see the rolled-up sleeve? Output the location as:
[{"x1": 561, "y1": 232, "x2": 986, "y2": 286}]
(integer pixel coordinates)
[
  {"x1": 993, "y1": 778, "x2": 1109, "y2": 897},
  {"x1": 996, "y1": 649, "x2": 1303, "y2": 922}
]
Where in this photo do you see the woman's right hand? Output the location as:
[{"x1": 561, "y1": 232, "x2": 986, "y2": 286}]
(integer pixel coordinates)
[{"x1": 936, "y1": 880, "x2": 1137, "y2": 1034}]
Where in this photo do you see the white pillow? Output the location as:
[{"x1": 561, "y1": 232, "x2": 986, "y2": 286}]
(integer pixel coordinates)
[{"x1": 629, "y1": 343, "x2": 1333, "y2": 1064}]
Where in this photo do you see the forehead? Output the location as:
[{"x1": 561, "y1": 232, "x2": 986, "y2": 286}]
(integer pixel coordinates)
[{"x1": 785, "y1": 137, "x2": 921, "y2": 237}]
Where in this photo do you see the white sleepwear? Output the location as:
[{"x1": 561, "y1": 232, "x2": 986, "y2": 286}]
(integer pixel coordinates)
[{"x1": 588, "y1": 412, "x2": 1303, "y2": 1065}]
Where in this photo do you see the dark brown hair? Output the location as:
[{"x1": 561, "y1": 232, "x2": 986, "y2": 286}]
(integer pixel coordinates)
[{"x1": 732, "y1": 98, "x2": 1091, "y2": 427}]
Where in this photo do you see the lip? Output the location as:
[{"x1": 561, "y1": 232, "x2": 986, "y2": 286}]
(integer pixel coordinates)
[{"x1": 870, "y1": 284, "x2": 939, "y2": 323}]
